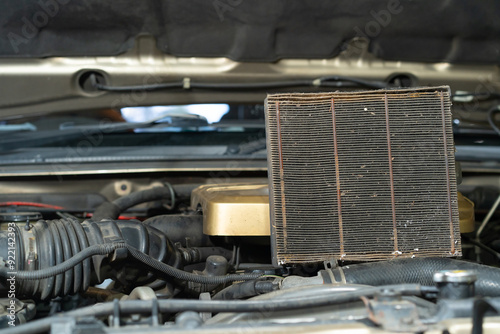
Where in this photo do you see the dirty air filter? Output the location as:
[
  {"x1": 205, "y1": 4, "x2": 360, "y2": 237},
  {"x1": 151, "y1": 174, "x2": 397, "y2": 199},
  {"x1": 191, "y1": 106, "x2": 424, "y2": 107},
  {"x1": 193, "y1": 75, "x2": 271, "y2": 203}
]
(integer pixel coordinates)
[{"x1": 265, "y1": 86, "x2": 461, "y2": 265}]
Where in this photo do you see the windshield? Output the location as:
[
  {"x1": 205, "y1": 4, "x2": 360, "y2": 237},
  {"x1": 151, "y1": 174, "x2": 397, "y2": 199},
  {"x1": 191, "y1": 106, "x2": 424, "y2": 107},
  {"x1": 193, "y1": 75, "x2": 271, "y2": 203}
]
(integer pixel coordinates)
[
  {"x1": 0, "y1": 103, "x2": 266, "y2": 154},
  {"x1": 122, "y1": 104, "x2": 231, "y2": 124},
  {"x1": 2, "y1": 100, "x2": 500, "y2": 164}
]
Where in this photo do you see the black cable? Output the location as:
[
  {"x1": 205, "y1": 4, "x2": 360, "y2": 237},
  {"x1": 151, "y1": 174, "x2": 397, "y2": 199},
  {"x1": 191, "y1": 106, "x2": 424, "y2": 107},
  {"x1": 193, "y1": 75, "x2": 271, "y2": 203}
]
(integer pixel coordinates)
[
  {"x1": 125, "y1": 245, "x2": 261, "y2": 284},
  {"x1": 213, "y1": 280, "x2": 275, "y2": 300},
  {"x1": 319, "y1": 75, "x2": 386, "y2": 89},
  {"x1": 487, "y1": 106, "x2": 500, "y2": 136},
  {"x1": 4, "y1": 284, "x2": 423, "y2": 334},
  {"x1": 190, "y1": 80, "x2": 313, "y2": 90},
  {"x1": 462, "y1": 235, "x2": 500, "y2": 261},
  {"x1": 0, "y1": 242, "x2": 261, "y2": 285},
  {"x1": 235, "y1": 246, "x2": 241, "y2": 270},
  {"x1": 91, "y1": 74, "x2": 387, "y2": 93},
  {"x1": 0, "y1": 243, "x2": 121, "y2": 280}
]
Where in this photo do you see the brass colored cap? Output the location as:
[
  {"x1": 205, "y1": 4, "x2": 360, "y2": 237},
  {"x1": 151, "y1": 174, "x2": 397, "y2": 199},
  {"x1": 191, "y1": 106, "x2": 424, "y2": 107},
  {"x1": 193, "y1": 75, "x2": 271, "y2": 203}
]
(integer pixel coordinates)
[{"x1": 457, "y1": 192, "x2": 475, "y2": 233}]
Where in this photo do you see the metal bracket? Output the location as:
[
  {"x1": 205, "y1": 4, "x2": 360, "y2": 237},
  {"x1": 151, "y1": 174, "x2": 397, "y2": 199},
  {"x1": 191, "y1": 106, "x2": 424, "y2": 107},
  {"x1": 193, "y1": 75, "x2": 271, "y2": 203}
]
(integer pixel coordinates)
[{"x1": 323, "y1": 259, "x2": 338, "y2": 270}]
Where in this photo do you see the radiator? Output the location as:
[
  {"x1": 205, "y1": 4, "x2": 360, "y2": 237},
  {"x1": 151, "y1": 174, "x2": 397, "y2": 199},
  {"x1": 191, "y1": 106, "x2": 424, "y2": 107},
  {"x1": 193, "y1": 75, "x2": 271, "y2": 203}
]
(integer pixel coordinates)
[{"x1": 265, "y1": 86, "x2": 461, "y2": 265}]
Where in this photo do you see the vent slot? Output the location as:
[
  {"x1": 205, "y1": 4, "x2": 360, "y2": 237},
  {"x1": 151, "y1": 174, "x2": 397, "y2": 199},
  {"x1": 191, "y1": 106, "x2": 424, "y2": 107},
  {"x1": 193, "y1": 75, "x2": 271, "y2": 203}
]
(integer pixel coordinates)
[{"x1": 265, "y1": 87, "x2": 461, "y2": 265}]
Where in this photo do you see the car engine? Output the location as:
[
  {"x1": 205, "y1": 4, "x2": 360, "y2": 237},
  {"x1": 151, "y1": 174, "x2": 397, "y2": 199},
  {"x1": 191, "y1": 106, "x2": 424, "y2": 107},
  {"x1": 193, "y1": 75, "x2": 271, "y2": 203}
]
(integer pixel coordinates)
[{"x1": 1, "y1": 86, "x2": 500, "y2": 334}]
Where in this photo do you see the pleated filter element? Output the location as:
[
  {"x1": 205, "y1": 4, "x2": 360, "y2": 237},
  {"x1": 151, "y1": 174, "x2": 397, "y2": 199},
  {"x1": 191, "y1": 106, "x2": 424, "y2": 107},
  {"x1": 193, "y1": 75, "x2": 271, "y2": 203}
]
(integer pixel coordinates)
[{"x1": 265, "y1": 86, "x2": 461, "y2": 265}]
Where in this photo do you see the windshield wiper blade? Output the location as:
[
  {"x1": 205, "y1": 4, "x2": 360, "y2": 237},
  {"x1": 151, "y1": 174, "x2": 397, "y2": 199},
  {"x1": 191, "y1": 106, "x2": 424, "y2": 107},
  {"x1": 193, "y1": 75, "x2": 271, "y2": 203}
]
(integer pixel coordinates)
[
  {"x1": 0, "y1": 113, "x2": 209, "y2": 151},
  {"x1": 226, "y1": 137, "x2": 267, "y2": 155},
  {"x1": 60, "y1": 112, "x2": 209, "y2": 132}
]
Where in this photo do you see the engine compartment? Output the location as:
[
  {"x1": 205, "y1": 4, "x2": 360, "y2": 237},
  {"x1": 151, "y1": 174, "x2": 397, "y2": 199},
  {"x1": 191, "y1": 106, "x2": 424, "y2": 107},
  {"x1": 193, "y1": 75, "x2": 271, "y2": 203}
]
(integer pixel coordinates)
[
  {"x1": 1, "y1": 83, "x2": 500, "y2": 333},
  {"x1": 0, "y1": 169, "x2": 497, "y2": 334}
]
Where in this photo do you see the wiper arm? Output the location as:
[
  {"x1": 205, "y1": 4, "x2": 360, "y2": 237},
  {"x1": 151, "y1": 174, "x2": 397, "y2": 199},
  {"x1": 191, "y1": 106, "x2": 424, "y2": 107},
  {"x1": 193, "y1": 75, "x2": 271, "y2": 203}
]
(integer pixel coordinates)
[
  {"x1": 0, "y1": 122, "x2": 37, "y2": 132},
  {"x1": 0, "y1": 113, "x2": 208, "y2": 152},
  {"x1": 91, "y1": 74, "x2": 387, "y2": 93},
  {"x1": 59, "y1": 112, "x2": 208, "y2": 132},
  {"x1": 226, "y1": 137, "x2": 267, "y2": 155}
]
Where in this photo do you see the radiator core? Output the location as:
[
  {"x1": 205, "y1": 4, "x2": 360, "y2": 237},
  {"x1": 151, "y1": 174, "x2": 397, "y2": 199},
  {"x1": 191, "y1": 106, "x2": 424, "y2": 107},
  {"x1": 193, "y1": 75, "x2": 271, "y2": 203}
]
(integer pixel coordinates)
[{"x1": 265, "y1": 87, "x2": 461, "y2": 265}]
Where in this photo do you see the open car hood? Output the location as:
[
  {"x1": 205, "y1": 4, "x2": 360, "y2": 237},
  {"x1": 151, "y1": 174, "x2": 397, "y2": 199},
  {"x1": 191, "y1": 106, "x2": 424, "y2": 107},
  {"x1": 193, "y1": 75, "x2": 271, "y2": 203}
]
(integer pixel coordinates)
[
  {"x1": 0, "y1": 0, "x2": 499, "y2": 123},
  {"x1": 1, "y1": 0, "x2": 500, "y2": 64}
]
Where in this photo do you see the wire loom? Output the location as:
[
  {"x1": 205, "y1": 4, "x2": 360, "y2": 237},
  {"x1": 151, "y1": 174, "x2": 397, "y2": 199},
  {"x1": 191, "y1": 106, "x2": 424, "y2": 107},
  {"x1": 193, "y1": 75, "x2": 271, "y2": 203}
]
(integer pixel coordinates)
[{"x1": 265, "y1": 86, "x2": 461, "y2": 265}]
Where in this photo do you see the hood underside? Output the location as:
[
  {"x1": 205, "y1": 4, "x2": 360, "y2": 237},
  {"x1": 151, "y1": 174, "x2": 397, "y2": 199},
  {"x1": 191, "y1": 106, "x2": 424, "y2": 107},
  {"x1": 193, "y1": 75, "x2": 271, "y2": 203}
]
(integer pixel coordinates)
[{"x1": 1, "y1": 0, "x2": 500, "y2": 64}]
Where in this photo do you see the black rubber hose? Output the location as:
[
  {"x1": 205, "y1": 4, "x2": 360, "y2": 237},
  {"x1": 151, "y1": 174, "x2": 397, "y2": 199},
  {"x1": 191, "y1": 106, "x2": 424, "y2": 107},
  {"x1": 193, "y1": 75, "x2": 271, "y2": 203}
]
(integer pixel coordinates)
[
  {"x1": 177, "y1": 246, "x2": 234, "y2": 265},
  {"x1": 213, "y1": 280, "x2": 275, "y2": 300},
  {"x1": 487, "y1": 106, "x2": 500, "y2": 136},
  {"x1": 192, "y1": 247, "x2": 233, "y2": 262},
  {"x1": 331, "y1": 258, "x2": 500, "y2": 297},
  {"x1": 143, "y1": 214, "x2": 212, "y2": 247},
  {"x1": 93, "y1": 186, "x2": 175, "y2": 221},
  {"x1": 4, "y1": 284, "x2": 422, "y2": 334},
  {"x1": 0, "y1": 242, "x2": 262, "y2": 285},
  {"x1": 93, "y1": 183, "x2": 200, "y2": 221},
  {"x1": 167, "y1": 183, "x2": 200, "y2": 200}
]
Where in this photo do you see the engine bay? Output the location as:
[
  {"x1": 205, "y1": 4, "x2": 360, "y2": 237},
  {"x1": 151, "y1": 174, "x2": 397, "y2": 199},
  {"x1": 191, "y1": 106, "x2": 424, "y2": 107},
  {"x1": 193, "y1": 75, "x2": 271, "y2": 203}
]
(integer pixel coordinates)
[{"x1": 0, "y1": 158, "x2": 498, "y2": 334}]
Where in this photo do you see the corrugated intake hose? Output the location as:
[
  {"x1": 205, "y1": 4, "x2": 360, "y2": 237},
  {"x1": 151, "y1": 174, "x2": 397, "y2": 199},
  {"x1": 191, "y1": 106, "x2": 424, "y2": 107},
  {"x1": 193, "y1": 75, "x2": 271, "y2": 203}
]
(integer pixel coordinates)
[
  {"x1": 0, "y1": 217, "x2": 257, "y2": 300},
  {"x1": 331, "y1": 258, "x2": 500, "y2": 296},
  {"x1": 0, "y1": 218, "x2": 181, "y2": 300}
]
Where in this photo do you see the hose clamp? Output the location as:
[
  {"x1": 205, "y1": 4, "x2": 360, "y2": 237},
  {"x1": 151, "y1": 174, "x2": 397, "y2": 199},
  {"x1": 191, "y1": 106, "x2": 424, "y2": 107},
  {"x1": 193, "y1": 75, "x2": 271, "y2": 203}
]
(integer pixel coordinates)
[{"x1": 320, "y1": 267, "x2": 346, "y2": 284}]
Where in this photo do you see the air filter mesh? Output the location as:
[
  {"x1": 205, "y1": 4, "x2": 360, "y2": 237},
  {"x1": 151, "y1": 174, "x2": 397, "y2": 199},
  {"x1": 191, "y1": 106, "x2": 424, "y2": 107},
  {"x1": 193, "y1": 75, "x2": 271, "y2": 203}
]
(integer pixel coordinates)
[{"x1": 265, "y1": 87, "x2": 460, "y2": 265}]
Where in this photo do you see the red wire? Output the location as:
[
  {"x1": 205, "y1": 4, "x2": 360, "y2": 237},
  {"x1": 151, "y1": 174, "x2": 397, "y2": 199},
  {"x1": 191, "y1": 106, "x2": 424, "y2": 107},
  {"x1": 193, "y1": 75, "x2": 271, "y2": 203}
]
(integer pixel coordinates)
[
  {"x1": 84, "y1": 213, "x2": 139, "y2": 220},
  {"x1": 0, "y1": 203, "x2": 140, "y2": 220},
  {"x1": 0, "y1": 201, "x2": 64, "y2": 210},
  {"x1": 0, "y1": 202, "x2": 140, "y2": 220}
]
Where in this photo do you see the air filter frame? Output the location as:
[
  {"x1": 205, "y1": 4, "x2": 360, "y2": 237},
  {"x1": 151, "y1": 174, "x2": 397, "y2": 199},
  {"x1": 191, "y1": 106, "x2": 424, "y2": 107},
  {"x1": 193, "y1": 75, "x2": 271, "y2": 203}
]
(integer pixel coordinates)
[{"x1": 265, "y1": 86, "x2": 461, "y2": 266}]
